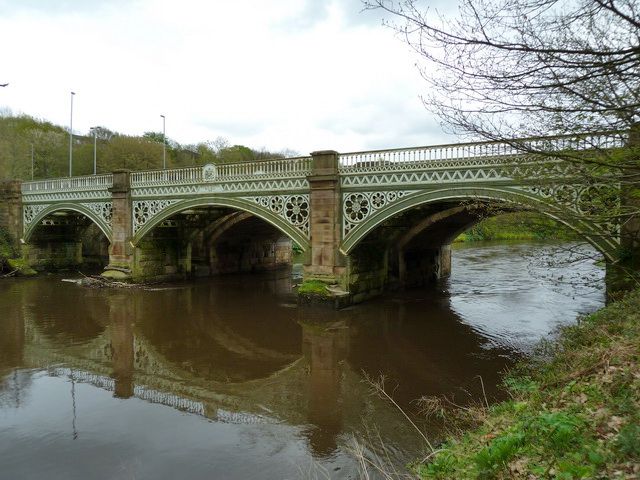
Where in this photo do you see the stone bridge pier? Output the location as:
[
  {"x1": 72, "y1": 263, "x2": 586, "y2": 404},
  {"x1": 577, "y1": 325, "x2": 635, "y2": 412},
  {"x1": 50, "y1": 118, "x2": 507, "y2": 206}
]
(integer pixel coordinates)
[{"x1": 0, "y1": 181, "x2": 22, "y2": 252}]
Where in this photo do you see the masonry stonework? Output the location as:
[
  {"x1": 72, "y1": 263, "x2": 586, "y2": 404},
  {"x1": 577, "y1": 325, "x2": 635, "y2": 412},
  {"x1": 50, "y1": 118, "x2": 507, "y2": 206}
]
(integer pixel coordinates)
[{"x1": 0, "y1": 181, "x2": 23, "y2": 248}]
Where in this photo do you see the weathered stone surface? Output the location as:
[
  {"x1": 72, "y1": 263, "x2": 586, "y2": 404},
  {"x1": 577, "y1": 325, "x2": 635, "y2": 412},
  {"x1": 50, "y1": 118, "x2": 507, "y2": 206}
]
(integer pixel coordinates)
[{"x1": 0, "y1": 181, "x2": 23, "y2": 249}]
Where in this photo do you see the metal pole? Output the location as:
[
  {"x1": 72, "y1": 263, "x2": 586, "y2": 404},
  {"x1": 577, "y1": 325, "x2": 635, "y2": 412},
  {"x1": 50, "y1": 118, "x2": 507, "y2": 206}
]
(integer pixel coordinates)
[
  {"x1": 31, "y1": 144, "x2": 34, "y2": 180},
  {"x1": 69, "y1": 91, "x2": 75, "y2": 177},
  {"x1": 160, "y1": 114, "x2": 166, "y2": 169},
  {"x1": 92, "y1": 127, "x2": 97, "y2": 175}
]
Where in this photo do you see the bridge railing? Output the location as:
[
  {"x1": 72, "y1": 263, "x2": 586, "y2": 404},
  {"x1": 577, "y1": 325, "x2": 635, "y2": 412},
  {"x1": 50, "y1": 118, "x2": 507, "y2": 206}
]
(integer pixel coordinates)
[
  {"x1": 130, "y1": 156, "x2": 313, "y2": 187},
  {"x1": 131, "y1": 166, "x2": 202, "y2": 187},
  {"x1": 21, "y1": 174, "x2": 114, "y2": 193},
  {"x1": 338, "y1": 132, "x2": 625, "y2": 172},
  {"x1": 217, "y1": 156, "x2": 312, "y2": 179}
]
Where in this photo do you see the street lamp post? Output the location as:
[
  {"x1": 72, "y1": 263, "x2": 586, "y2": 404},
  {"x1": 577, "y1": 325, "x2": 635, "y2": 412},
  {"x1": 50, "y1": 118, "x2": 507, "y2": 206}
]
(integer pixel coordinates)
[
  {"x1": 90, "y1": 127, "x2": 97, "y2": 175},
  {"x1": 31, "y1": 144, "x2": 34, "y2": 180},
  {"x1": 69, "y1": 91, "x2": 75, "y2": 177},
  {"x1": 160, "y1": 114, "x2": 166, "y2": 169}
]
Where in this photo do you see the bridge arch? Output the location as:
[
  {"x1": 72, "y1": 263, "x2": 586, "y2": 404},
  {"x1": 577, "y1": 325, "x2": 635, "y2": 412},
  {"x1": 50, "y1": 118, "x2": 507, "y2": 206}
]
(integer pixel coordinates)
[
  {"x1": 23, "y1": 202, "x2": 112, "y2": 243},
  {"x1": 340, "y1": 186, "x2": 619, "y2": 261},
  {"x1": 131, "y1": 196, "x2": 310, "y2": 251}
]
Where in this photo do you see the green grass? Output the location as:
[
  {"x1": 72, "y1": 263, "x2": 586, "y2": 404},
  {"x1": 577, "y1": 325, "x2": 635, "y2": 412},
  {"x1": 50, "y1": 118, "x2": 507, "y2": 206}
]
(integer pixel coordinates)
[
  {"x1": 455, "y1": 212, "x2": 577, "y2": 243},
  {"x1": 415, "y1": 289, "x2": 640, "y2": 479},
  {"x1": 297, "y1": 280, "x2": 330, "y2": 296},
  {"x1": 0, "y1": 226, "x2": 36, "y2": 276}
]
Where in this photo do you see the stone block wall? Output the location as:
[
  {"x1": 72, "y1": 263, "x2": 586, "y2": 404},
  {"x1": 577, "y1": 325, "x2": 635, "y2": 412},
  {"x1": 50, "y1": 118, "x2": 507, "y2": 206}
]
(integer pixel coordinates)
[{"x1": 0, "y1": 181, "x2": 23, "y2": 248}]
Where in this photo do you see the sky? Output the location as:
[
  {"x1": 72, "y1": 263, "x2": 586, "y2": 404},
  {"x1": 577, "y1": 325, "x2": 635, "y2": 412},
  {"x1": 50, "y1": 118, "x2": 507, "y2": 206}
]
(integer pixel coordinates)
[{"x1": 0, "y1": 0, "x2": 458, "y2": 155}]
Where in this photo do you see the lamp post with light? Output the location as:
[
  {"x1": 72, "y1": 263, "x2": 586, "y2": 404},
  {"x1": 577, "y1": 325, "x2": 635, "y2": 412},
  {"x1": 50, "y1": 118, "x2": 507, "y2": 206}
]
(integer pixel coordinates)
[
  {"x1": 69, "y1": 91, "x2": 75, "y2": 177},
  {"x1": 160, "y1": 114, "x2": 166, "y2": 169},
  {"x1": 89, "y1": 127, "x2": 98, "y2": 175}
]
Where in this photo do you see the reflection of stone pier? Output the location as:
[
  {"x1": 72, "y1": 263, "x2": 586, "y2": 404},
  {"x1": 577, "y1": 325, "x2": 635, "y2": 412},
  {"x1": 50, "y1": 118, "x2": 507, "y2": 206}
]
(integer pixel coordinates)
[
  {"x1": 302, "y1": 321, "x2": 350, "y2": 456},
  {"x1": 109, "y1": 294, "x2": 134, "y2": 398},
  {"x1": 0, "y1": 294, "x2": 24, "y2": 370}
]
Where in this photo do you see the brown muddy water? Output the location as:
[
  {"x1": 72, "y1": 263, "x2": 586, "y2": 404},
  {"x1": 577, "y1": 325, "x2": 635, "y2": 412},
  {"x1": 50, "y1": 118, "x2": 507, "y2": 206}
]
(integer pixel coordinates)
[{"x1": 0, "y1": 242, "x2": 605, "y2": 479}]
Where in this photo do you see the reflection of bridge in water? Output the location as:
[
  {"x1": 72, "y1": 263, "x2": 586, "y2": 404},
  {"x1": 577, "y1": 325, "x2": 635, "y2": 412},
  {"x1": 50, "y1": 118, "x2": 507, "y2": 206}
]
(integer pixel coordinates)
[{"x1": 0, "y1": 274, "x2": 520, "y2": 458}]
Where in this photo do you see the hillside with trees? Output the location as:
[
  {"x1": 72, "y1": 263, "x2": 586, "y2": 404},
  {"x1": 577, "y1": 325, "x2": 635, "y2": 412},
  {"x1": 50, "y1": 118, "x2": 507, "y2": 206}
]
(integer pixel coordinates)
[{"x1": 0, "y1": 111, "x2": 297, "y2": 180}]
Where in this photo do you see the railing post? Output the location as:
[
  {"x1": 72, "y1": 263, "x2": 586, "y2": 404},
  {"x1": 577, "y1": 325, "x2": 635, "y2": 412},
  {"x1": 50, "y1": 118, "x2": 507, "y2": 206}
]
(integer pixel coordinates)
[
  {"x1": 304, "y1": 150, "x2": 346, "y2": 284},
  {"x1": 103, "y1": 169, "x2": 134, "y2": 278}
]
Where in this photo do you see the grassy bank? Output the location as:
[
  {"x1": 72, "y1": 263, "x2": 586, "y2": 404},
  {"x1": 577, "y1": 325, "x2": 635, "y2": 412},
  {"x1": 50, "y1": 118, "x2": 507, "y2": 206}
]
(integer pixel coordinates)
[
  {"x1": 415, "y1": 290, "x2": 640, "y2": 479},
  {"x1": 0, "y1": 226, "x2": 16, "y2": 273},
  {"x1": 455, "y1": 212, "x2": 576, "y2": 243},
  {"x1": 0, "y1": 227, "x2": 35, "y2": 276}
]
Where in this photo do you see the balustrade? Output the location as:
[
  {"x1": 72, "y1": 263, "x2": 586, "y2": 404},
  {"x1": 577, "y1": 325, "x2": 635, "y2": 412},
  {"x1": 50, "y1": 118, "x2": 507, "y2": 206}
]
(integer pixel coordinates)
[
  {"x1": 21, "y1": 174, "x2": 113, "y2": 193},
  {"x1": 338, "y1": 131, "x2": 625, "y2": 172},
  {"x1": 131, "y1": 166, "x2": 202, "y2": 187},
  {"x1": 18, "y1": 132, "x2": 625, "y2": 190}
]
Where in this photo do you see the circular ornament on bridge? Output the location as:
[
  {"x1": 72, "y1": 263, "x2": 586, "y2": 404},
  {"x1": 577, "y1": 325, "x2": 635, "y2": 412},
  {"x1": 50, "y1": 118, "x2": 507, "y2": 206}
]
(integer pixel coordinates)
[
  {"x1": 270, "y1": 196, "x2": 284, "y2": 213},
  {"x1": 285, "y1": 195, "x2": 309, "y2": 226},
  {"x1": 576, "y1": 184, "x2": 617, "y2": 216},
  {"x1": 133, "y1": 202, "x2": 151, "y2": 226},
  {"x1": 344, "y1": 193, "x2": 370, "y2": 223},
  {"x1": 102, "y1": 203, "x2": 113, "y2": 223},
  {"x1": 370, "y1": 192, "x2": 386, "y2": 209},
  {"x1": 552, "y1": 184, "x2": 578, "y2": 206},
  {"x1": 202, "y1": 163, "x2": 218, "y2": 182}
]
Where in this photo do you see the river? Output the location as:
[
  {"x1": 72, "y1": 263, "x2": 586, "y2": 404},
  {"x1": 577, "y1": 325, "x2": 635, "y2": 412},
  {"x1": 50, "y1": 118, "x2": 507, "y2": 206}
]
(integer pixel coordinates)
[{"x1": 0, "y1": 241, "x2": 605, "y2": 479}]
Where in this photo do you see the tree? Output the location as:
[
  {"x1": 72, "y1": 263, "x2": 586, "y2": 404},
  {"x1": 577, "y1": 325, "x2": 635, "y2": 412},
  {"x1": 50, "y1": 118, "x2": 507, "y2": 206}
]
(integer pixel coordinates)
[
  {"x1": 364, "y1": 0, "x2": 639, "y2": 143},
  {"x1": 88, "y1": 126, "x2": 114, "y2": 141},
  {"x1": 365, "y1": 0, "x2": 640, "y2": 268}
]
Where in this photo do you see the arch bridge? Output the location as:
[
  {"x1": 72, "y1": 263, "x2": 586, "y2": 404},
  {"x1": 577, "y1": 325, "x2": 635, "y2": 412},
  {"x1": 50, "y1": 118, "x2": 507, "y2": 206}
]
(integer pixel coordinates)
[{"x1": 1, "y1": 132, "x2": 635, "y2": 304}]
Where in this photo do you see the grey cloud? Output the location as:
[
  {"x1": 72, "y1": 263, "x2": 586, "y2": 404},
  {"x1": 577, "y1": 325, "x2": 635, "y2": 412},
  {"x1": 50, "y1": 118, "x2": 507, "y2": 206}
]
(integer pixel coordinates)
[
  {"x1": 317, "y1": 96, "x2": 453, "y2": 150},
  {"x1": 276, "y1": 0, "x2": 383, "y2": 32}
]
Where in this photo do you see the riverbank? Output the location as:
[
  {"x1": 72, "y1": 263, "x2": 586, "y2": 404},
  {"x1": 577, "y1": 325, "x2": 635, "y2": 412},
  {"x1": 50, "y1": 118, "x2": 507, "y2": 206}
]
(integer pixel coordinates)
[
  {"x1": 455, "y1": 212, "x2": 576, "y2": 243},
  {"x1": 415, "y1": 289, "x2": 640, "y2": 479},
  {"x1": 0, "y1": 227, "x2": 35, "y2": 277}
]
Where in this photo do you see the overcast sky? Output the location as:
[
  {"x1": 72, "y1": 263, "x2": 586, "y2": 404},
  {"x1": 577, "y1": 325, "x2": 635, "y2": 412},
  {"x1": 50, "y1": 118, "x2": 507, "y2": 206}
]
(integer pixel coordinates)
[{"x1": 0, "y1": 0, "x2": 457, "y2": 155}]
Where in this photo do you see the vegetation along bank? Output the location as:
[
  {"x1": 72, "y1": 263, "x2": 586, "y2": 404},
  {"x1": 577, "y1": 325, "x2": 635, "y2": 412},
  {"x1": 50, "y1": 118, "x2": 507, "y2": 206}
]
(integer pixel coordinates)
[
  {"x1": 455, "y1": 212, "x2": 576, "y2": 243},
  {"x1": 415, "y1": 289, "x2": 640, "y2": 479}
]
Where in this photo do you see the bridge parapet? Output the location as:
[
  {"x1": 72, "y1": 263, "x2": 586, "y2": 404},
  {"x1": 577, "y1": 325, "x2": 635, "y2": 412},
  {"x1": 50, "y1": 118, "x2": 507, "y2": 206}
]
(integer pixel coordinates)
[
  {"x1": 130, "y1": 157, "x2": 312, "y2": 190},
  {"x1": 338, "y1": 132, "x2": 623, "y2": 173},
  {"x1": 21, "y1": 174, "x2": 114, "y2": 197}
]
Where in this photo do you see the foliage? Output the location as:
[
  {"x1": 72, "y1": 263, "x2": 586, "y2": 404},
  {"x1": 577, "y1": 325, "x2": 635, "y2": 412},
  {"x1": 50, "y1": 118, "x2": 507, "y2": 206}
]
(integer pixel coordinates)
[
  {"x1": 0, "y1": 226, "x2": 35, "y2": 276},
  {"x1": 415, "y1": 289, "x2": 640, "y2": 479},
  {"x1": 364, "y1": 0, "x2": 640, "y2": 264},
  {"x1": 455, "y1": 212, "x2": 577, "y2": 243},
  {"x1": 297, "y1": 280, "x2": 331, "y2": 296},
  {"x1": 364, "y1": 0, "x2": 639, "y2": 142},
  {"x1": 0, "y1": 226, "x2": 16, "y2": 261},
  {"x1": 0, "y1": 112, "x2": 294, "y2": 179}
]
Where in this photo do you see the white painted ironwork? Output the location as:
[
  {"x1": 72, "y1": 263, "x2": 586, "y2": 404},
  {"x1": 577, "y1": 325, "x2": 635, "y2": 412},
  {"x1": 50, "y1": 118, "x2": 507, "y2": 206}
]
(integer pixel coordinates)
[
  {"x1": 250, "y1": 194, "x2": 310, "y2": 237},
  {"x1": 343, "y1": 191, "x2": 415, "y2": 236},
  {"x1": 21, "y1": 174, "x2": 113, "y2": 193},
  {"x1": 217, "y1": 157, "x2": 312, "y2": 180},
  {"x1": 338, "y1": 132, "x2": 625, "y2": 172},
  {"x1": 23, "y1": 204, "x2": 48, "y2": 226},
  {"x1": 130, "y1": 157, "x2": 312, "y2": 190},
  {"x1": 132, "y1": 199, "x2": 180, "y2": 233},
  {"x1": 81, "y1": 202, "x2": 113, "y2": 228},
  {"x1": 131, "y1": 166, "x2": 202, "y2": 187}
]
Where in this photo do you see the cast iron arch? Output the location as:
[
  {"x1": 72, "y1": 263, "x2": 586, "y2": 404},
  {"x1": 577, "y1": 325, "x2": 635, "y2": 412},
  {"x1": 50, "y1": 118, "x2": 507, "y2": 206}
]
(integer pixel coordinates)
[
  {"x1": 23, "y1": 203, "x2": 112, "y2": 243},
  {"x1": 340, "y1": 186, "x2": 619, "y2": 261},
  {"x1": 132, "y1": 196, "x2": 310, "y2": 250}
]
